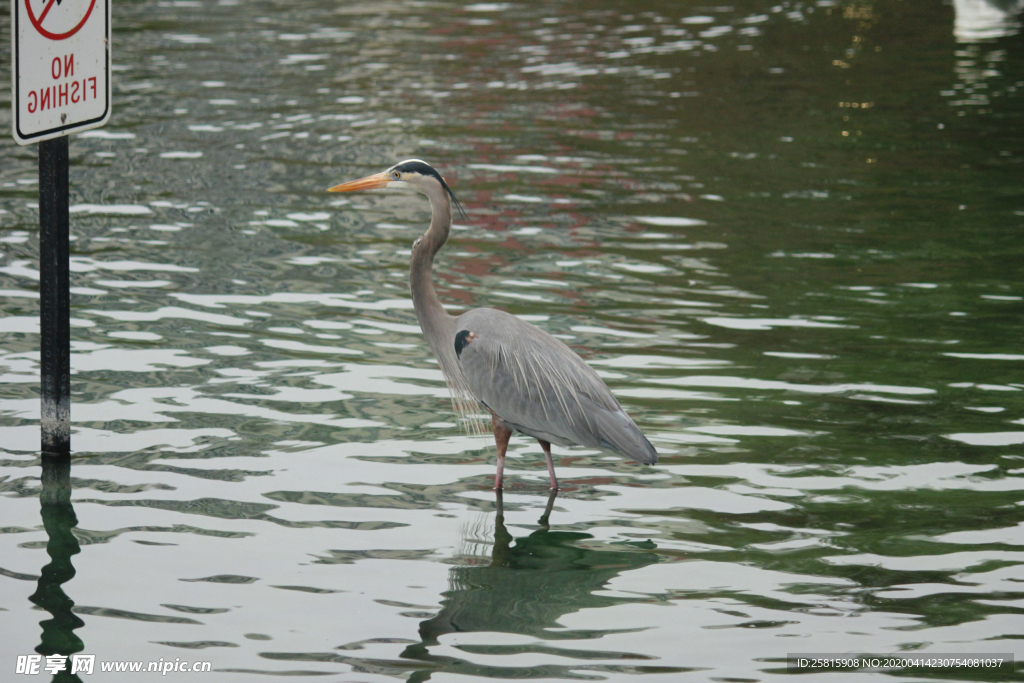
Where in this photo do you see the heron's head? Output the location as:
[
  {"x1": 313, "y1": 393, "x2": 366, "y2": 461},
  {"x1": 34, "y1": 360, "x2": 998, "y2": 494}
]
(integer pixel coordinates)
[{"x1": 328, "y1": 159, "x2": 467, "y2": 220}]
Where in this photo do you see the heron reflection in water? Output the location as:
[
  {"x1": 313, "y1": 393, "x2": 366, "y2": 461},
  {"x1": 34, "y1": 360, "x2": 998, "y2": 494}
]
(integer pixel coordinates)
[
  {"x1": 399, "y1": 491, "x2": 661, "y2": 680},
  {"x1": 329, "y1": 161, "x2": 657, "y2": 490}
]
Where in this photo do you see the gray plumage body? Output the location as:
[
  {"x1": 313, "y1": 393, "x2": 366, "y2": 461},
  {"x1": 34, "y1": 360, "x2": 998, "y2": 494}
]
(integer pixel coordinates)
[
  {"x1": 329, "y1": 159, "x2": 657, "y2": 488},
  {"x1": 455, "y1": 308, "x2": 657, "y2": 464}
]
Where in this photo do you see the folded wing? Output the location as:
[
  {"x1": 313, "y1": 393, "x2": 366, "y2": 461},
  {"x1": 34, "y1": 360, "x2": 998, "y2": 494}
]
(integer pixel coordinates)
[{"x1": 454, "y1": 308, "x2": 657, "y2": 465}]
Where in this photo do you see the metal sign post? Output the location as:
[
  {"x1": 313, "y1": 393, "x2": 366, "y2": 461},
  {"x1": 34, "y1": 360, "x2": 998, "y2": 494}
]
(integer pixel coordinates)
[
  {"x1": 11, "y1": 0, "x2": 112, "y2": 458},
  {"x1": 38, "y1": 136, "x2": 70, "y2": 457}
]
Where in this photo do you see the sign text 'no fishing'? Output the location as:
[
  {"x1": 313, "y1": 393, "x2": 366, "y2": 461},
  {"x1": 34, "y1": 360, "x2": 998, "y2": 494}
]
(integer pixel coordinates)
[{"x1": 12, "y1": 0, "x2": 111, "y2": 144}]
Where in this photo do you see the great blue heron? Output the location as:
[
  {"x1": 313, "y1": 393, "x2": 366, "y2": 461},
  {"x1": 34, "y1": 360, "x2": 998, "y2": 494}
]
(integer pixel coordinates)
[{"x1": 328, "y1": 159, "x2": 657, "y2": 489}]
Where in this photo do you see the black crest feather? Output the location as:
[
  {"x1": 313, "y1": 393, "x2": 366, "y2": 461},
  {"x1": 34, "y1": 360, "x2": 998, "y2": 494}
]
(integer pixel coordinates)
[{"x1": 394, "y1": 160, "x2": 469, "y2": 222}]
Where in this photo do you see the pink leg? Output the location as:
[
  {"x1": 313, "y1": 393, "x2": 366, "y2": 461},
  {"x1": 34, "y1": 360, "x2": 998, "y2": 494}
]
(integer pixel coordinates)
[
  {"x1": 491, "y1": 413, "x2": 512, "y2": 490},
  {"x1": 538, "y1": 440, "x2": 558, "y2": 490}
]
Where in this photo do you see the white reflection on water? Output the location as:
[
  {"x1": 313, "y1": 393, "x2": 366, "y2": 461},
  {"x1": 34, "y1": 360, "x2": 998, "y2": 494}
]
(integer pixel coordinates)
[
  {"x1": 701, "y1": 316, "x2": 851, "y2": 330},
  {"x1": 0, "y1": 425, "x2": 233, "y2": 453},
  {"x1": 954, "y1": 0, "x2": 1024, "y2": 40},
  {"x1": 945, "y1": 431, "x2": 1024, "y2": 446},
  {"x1": 647, "y1": 375, "x2": 936, "y2": 396},
  {"x1": 70, "y1": 204, "x2": 154, "y2": 216}
]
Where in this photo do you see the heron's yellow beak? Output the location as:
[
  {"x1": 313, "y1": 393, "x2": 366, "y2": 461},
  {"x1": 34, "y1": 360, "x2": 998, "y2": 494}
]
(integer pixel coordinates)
[{"x1": 327, "y1": 171, "x2": 391, "y2": 193}]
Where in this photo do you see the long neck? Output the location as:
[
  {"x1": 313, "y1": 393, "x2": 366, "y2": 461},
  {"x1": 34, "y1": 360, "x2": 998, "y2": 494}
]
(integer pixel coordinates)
[
  {"x1": 407, "y1": 178, "x2": 477, "y2": 422},
  {"x1": 410, "y1": 182, "x2": 455, "y2": 342}
]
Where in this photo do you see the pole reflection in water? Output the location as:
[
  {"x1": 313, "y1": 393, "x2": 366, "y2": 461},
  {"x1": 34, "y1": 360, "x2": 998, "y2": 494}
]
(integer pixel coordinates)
[
  {"x1": 401, "y1": 491, "x2": 671, "y2": 681},
  {"x1": 29, "y1": 456, "x2": 85, "y2": 683}
]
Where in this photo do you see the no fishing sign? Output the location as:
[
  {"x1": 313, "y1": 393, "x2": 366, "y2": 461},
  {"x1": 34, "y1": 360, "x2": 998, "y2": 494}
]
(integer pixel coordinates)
[{"x1": 11, "y1": 0, "x2": 111, "y2": 144}]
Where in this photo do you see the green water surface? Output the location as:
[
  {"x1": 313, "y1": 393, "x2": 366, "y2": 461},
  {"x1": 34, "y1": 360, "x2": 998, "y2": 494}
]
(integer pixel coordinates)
[{"x1": 1, "y1": 0, "x2": 1023, "y2": 680}]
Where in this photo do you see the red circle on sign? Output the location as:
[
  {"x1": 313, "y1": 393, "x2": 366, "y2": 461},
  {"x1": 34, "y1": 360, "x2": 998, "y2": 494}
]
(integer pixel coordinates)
[{"x1": 25, "y1": 0, "x2": 98, "y2": 41}]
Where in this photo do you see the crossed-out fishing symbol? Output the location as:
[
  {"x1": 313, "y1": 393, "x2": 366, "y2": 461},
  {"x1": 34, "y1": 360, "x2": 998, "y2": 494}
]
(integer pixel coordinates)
[{"x1": 25, "y1": 0, "x2": 98, "y2": 41}]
